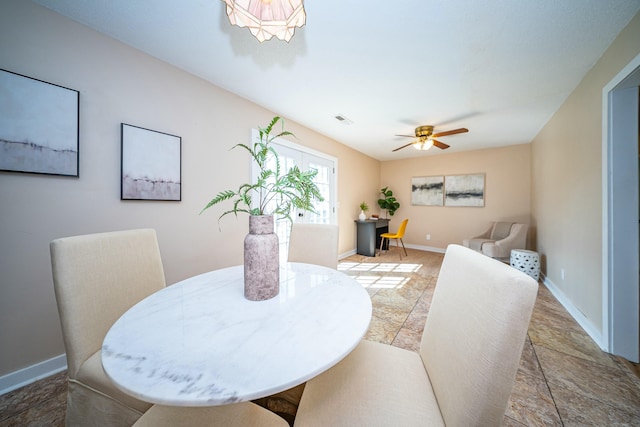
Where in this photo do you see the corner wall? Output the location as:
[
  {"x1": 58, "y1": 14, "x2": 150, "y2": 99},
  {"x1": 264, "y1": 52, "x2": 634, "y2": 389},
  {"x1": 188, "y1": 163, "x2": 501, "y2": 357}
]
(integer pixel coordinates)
[
  {"x1": 380, "y1": 144, "x2": 531, "y2": 251},
  {"x1": 531, "y1": 12, "x2": 640, "y2": 342},
  {"x1": 0, "y1": 0, "x2": 380, "y2": 383}
]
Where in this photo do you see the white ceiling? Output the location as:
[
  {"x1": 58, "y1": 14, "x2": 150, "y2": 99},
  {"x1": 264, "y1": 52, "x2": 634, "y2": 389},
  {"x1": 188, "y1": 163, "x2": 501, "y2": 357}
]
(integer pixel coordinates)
[{"x1": 33, "y1": 0, "x2": 640, "y2": 161}]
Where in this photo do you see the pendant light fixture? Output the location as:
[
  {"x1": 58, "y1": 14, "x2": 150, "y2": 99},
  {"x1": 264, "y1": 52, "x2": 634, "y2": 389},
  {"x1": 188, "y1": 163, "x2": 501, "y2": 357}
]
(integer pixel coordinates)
[{"x1": 222, "y1": 0, "x2": 306, "y2": 42}]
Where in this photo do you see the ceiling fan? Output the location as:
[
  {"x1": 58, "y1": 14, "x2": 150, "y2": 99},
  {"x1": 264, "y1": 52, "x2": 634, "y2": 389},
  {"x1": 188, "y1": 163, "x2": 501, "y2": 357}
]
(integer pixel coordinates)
[{"x1": 393, "y1": 125, "x2": 469, "y2": 152}]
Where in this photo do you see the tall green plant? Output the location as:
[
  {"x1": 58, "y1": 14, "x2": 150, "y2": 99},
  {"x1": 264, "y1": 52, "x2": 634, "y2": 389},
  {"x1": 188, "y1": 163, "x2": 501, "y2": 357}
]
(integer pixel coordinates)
[
  {"x1": 377, "y1": 186, "x2": 400, "y2": 217},
  {"x1": 201, "y1": 117, "x2": 324, "y2": 225}
]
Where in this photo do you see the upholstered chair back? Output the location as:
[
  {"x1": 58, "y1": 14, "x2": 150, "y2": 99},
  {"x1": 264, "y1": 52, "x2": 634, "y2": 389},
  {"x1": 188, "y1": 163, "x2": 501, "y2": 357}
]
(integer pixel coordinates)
[
  {"x1": 420, "y1": 245, "x2": 538, "y2": 426},
  {"x1": 50, "y1": 228, "x2": 166, "y2": 378},
  {"x1": 395, "y1": 218, "x2": 409, "y2": 238},
  {"x1": 419, "y1": 244, "x2": 537, "y2": 426},
  {"x1": 287, "y1": 223, "x2": 339, "y2": 269}
]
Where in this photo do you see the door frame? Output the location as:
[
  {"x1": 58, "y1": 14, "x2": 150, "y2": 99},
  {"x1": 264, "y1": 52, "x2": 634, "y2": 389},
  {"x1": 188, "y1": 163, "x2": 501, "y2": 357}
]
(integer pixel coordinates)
[{"x1": 602, "y1": 52, "x2": 640, "y2": 361}]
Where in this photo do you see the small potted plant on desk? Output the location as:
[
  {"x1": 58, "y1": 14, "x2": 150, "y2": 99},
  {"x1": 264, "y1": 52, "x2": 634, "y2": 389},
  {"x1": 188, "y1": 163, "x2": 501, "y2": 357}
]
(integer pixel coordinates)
[
  {"x1": 200, "y1": 116, "x2": 323, "y2": 301},
  {"x1": 358, "y1": 201, "x2": 369, "y2": 221}
]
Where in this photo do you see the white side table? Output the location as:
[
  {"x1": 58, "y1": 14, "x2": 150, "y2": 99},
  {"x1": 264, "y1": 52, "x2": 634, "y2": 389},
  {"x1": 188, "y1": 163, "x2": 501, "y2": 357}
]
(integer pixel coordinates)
[{"x1": 510, "y1": 249, "x2": 540, "y2": 281}]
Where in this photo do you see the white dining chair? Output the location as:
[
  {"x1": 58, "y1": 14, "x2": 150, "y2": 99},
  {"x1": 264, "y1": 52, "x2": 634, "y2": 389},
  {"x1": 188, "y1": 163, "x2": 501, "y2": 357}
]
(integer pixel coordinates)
[
  {"x1": 132, "y1": 403, "x2": 289, "y2": 427},
  {"x1": 294, "y1": 244, "x2": 538, "y2": 426},
  {"x1": 50, "y1": 229, "x2": 165, "y2": 426},
  {"x1": 287, "y1": 223, "x2": 339, "y2": 269}
]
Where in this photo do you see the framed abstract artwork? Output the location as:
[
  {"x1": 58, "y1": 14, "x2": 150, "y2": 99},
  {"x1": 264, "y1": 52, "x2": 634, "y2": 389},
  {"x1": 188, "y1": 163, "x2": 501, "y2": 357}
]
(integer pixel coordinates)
[
  {"x1": 444, "y1": 173, "x2": 485, "y2": 207},
  {"x1": 121, "y1": 123, "x2": 182, "y2": 201},
  {"x1": 411, "y1": 176, "x2": 444, "y2": 206},
  {"x1": 0, "y1": 69, "x2": 79, "y2": 176}
]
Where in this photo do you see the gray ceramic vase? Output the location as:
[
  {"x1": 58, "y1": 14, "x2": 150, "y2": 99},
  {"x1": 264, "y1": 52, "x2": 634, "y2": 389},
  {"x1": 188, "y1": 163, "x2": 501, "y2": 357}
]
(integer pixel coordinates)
[{"x1": 244, "y1": 215, "x2": 279, "y2": 301}]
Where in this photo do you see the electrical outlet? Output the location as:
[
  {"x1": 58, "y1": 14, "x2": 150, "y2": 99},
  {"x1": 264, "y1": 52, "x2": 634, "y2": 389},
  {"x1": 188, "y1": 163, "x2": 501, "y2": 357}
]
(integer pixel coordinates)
[{"x1": 426, "y1": 234, "x2": 431, "y2": 241}]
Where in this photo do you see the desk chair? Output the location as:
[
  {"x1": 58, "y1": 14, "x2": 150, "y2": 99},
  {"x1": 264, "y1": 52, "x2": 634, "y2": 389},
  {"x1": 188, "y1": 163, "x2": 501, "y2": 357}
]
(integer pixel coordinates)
[
  {"x1": 379, "y1": 218, "x2": 408, "y2": 259},
  {"x1": 50, "y1": 229, "x2": 164, "y2": 426},
  {"x1": 287, "y1": 223, "x2": 339, "y2": 269},
  {"x1": 294, "y1": 244, "x2": 538, "y2": 426}
]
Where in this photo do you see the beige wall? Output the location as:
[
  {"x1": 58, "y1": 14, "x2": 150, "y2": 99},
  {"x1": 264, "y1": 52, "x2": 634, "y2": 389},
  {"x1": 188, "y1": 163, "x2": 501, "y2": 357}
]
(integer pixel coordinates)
[
  {"x1": 531, "y1": 12, "x2": 640, "y2": 338},
  {"x1": 0, "y1": 0, "x2": 380, "y2": 378},
  {"x1": 380, "y1": 144, "x2": 531, "y2": 251}
]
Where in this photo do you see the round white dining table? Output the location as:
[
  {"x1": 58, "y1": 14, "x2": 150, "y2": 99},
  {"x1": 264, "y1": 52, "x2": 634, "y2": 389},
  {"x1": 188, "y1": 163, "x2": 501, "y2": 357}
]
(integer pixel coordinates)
[{"x1": 101, "y1": 262, "x2": 372, "y2": 406}]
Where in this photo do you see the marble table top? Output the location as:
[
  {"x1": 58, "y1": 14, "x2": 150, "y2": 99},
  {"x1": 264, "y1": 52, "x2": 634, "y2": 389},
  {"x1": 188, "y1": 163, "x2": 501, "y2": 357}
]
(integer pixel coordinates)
[{"x1": 102, "y1": 262, "x2": 372, "y2": 406}]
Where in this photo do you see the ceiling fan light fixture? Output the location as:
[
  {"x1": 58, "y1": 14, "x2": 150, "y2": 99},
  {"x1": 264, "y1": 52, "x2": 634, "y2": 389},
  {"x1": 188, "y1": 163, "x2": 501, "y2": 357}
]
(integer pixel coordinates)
[
  {"x1": 393, "y1": 125, "x2": 467, "y2": 153},
  {"x1": 222, "y1": 0, "x2": 306, "y2": 43},
  {"x1": 413, "y1": 139, "x2": 434, "y2": 151}
]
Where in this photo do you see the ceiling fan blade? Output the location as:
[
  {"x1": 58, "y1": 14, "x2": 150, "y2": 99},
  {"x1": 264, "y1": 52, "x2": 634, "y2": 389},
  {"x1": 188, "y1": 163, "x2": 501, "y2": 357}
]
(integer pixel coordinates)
[
  {"x1": 392, "y1": 142, "x2": 415, "y2": 152},
  {"x1": 432, "y1": 139, "x2": 450, "y2": 149},
  {"x1": 394, "y1": 134, "x2": 415, "y2": 138},
  {"x1": 431, "y1": 127, "x2": 468, "y2": 138}
]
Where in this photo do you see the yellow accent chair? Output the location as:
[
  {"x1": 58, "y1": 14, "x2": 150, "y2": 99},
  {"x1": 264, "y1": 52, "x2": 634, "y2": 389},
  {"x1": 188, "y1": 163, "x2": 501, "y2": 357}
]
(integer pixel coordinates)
[{"x1": 379, "y1": 218, "x2": 409, "y2": 258}]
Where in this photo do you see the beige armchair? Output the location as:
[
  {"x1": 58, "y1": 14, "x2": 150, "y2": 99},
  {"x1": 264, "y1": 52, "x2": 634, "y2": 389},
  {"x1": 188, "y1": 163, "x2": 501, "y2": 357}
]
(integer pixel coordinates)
[
  {"x1": 462, "y1": 221, "x2": 528, "y2": 259},
  {"x1": 293, "y1": 244, "x2": 538, "y2": 426}
]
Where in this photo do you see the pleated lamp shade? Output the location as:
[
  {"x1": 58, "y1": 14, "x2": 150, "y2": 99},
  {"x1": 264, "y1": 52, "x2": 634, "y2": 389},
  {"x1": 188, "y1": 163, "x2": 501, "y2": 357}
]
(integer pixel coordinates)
[{"x1": 222, "y1": 0, "x2": 306, "y2": 42}]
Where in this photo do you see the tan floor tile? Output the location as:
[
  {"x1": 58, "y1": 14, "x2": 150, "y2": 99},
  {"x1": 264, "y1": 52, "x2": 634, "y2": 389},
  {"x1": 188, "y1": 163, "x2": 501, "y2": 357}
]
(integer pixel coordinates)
[
  {"x1": 0, "y1": 371, "x2": 66, "y2": 421},
  {"x1": 501, "y1": 415, "x2": 528, "y2": 426},
  {"x1": 369, "y1": 298, "x2": 412, "y2": 323},
  {"x1": 536, "y1": 346, "x2": 640, "y2": 415},
  {"x1": 528, "y1": 322, "x2": 618, "y2": 369},
  {"x1": 505, "y1": 369, "x2": 562, "y2": 426},
  {"x1": 518, "y1": 337, "x2": 544, "y2": 379},
  {"x1": 364, "y1": 314, "x2": 401, "y2": 344},
  {"x1": 530, "y1": 300, "x2": 585, "y2": 336},
  {"x1": 0, "y1": 391, "x2": 66, "y2": 427},
  {"x1": 550, "y1": 380, "x2": 640, "y2": 426},
  {"x1": 402, "y1": 308, "x2": 428, "y2": 333},
  {"x1": 391, "y1": 328, "x2": 422, "y2": 352},
  {"x1": 612, "y1": 355, "x2": 640, "y2": 390}
]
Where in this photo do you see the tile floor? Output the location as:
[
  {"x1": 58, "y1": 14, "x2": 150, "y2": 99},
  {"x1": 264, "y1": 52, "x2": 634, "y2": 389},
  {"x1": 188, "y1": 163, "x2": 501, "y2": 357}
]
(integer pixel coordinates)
[
  {"x1": 340, "y1": 249, "x2": 640, "y2": 426},
  {"x1": 1, "y1": 248, "x2": 639, "y2": 426}
]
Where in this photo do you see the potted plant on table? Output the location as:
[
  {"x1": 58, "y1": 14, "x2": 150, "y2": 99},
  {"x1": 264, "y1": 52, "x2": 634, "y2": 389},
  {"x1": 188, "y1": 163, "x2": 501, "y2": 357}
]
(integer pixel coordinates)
[
  {"x1": 201, "y1": 116, "x2": 323, "y2": 301},
  {"x1": 358, "y1": 201, "x2": 369, "y2": 221},
  {"x1": 378, "y1": 186, "x2": 400, "y2": 217}
]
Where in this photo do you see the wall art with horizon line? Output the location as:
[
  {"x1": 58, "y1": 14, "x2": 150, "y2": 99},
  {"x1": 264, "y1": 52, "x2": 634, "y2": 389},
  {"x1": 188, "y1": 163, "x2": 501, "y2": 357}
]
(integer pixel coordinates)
[
  {"x1": 0, "y1": 69, "x2": 79, "y2": 177},
  {"x1": 444, "y1": 173, "x2": 485, "y2": 207},
  {"x1": 411, "y1": 176, "x2": 444, "y2": 206},
  {"x1": 121, "y1": 123, "x2": 181, "y2": 201}
]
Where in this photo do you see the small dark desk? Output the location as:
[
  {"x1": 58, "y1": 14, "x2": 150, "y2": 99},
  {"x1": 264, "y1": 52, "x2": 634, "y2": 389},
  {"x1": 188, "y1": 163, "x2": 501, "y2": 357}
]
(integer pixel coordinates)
[{"x1": 355, "y1": 219, "x2": 390, "y2": 257}]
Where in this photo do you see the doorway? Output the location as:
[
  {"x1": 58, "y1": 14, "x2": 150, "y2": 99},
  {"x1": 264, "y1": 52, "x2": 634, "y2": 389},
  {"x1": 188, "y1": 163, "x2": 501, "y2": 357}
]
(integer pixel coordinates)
[{"x1": 604, "y1": 53, "x2": 640, "y2": 362}]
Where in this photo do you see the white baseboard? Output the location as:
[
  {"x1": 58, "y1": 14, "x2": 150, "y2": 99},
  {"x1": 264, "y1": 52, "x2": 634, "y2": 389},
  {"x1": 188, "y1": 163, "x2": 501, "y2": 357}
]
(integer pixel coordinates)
[
  {"x1": 341, "y1": 244, "x2": 445, "y2": 260},
  {"x1": 404, "y1": 243, "x2": 446, "y2": 254},
  {"x1": 0, "y1": 354, "x2": 67, "y2": 396},
  {"x1": 339, "y1": 249, "x2": 356, "y2": 259},
  {"x1": 541, "y1": 274, "x2": 606, "y2": 351}
]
